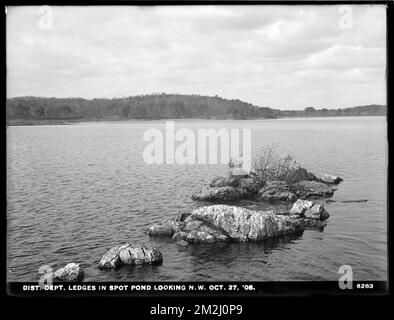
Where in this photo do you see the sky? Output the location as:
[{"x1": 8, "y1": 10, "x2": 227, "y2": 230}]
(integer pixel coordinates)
[{"x1": 6, "y1": 5, "x2": 387, "y2": 110}]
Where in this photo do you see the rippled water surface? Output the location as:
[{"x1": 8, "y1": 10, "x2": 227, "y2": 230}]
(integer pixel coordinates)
[{"x1": 7, "y1": 117, "x2": 387, "y2": 281}]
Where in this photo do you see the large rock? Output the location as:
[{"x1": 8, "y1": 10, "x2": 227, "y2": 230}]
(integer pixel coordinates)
[
  {"x1": 290, "y1": 199, "x2": 330, "y2": 220},
  {"x1": 40, "y1": 263, "x2": 84, "y2": 282},
  {"x1": 98, "y1": 243, "x2": 163, "y2": 269},
  {"x1": 321, "y1": 174, "x2": 343, "y2": 185},
  {"x1": 172, "y1": 205, "x2": 305, "y2": 243},
  {"x1": 291, "y1": 181, "x2": 335, "y2": 199},
  {"x1": 258, "y1": 180, "x2": 298, "y2": 202}
]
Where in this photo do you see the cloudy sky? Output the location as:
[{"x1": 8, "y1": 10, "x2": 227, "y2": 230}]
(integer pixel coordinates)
[{"x1": 7, "y1": 5, "x2": 386, "y2": 109}]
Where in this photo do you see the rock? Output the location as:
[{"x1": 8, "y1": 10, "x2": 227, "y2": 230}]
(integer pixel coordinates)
[
  {"x1": 291, "y1": 181, "x2": 335, "y2": 199},
  {"x1": 172, "y1": 205, "x2": 305, "y2": 243},
  {"x1": 98, "y1": 243, "x2": 163, "y2": 269},
  {"x1": 304, "y1": 202, "x2": 329, "y2": 220},
  {"x1": 191, "y1": 186, "x2": 250, "y2": 202},
  {"x1": 289, "y1": 199, "x2": 314, "y2": 216},
  {"x1": 278, "y1": 165, "x2": 319, "y2": 183},
  {"x1": 40, "y1": 263, "x2": 84, "y2": 282},
  {"x1": 258, "y1": 180, "x2": 298, "y2": 202},
  {"x1": 321, "y1": 174, "x2": 343, "y2": 184},
  {"x1": 290, "y1": 199, "x2": 329, "y2": 220}
]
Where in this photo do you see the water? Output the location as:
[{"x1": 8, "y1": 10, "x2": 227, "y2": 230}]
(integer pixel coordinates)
[{"x1": 7, "y1": 117, "x2": 387, "y2": 281}]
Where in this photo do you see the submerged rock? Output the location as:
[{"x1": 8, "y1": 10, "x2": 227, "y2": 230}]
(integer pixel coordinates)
[
  {"x1": 98, "y1": 243, "x2": 163, "y2": 269},
  {"x1": 258, "y1": 181, "x2": 298, "y2": 202},
  {"x1": 321, "y1": 174, "x2": 343, "y2": 185},
  {"x1": 40, "y1": 263, "x2": 84, "y2": 282},
  {"x1": 172, "y1": 205, "x2": 305, "y2": 243}
]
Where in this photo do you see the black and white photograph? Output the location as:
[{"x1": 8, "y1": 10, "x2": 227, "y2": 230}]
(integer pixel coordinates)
[{"x1": 5, "y1": 2, "x2": 389, "y2": 297}]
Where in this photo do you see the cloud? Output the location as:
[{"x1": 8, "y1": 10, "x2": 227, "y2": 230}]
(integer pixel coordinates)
[{"x1": 6, "y1": 5, "x2": 387, "y2": 109}]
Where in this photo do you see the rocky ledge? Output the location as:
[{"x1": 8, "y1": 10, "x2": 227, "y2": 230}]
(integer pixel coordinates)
[
  {"x1": 191, "y1": 169, "x2": 342, "y2": 203},
  {"x1": 258, "y1": 180, "x2": 336, "y2": 202},
  {"x1": 98, "y1": 243, "x2": 163, "y2": 269},
  {"x1": 149, "y1": 199, "x2": 329, "y2": 243},
  {"x1": 40, "y1": 262, "x2": 84, "y2": 282}
]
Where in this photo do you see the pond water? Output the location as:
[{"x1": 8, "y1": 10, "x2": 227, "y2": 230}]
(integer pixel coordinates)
[{"x1": 7, "y1": 116, "x2": 387, "y2": 281}]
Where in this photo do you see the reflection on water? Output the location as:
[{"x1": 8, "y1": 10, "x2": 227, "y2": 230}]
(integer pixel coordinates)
[{"x1": 7, "y1": 117, "x2": 387, "y2": 281}]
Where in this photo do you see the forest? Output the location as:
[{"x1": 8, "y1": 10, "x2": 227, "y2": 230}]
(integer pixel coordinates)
[{"x1": 6, "y1": 93, "x2": 386, "y2": 123}]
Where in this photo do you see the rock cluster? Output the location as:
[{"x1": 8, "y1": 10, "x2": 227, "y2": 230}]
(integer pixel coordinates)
[
  {"x1": 44, "y1": 168, "x2": 341, "y2": 280},
  {"x1": 191, "y1": 171, "x2": 342, "y2": 203},
  {"x1": 149, "y1": 199, "x2": 330, "y2": 243}
]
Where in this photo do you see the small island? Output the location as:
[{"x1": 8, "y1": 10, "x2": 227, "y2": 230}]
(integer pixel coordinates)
[{"x1": 148, "y1": 146, "x2": 343, "y2": 244}]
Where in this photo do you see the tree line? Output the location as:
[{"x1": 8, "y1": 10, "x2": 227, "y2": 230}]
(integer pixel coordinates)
[
  {"x1": 278, "y1": 105, "x2": 386, "y2": 117},
  {"x1": 6, "y1": 93, "x2": 386, "y2": 122},
  {"x1": 6, "y1": 93, "x2": 277, "y2": 121}
]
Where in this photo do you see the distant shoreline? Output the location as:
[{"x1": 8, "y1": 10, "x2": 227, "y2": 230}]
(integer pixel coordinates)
[{"x1": 6, "y1": 114, "x2": 386, "y2": 127}]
